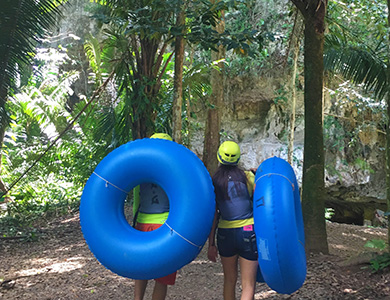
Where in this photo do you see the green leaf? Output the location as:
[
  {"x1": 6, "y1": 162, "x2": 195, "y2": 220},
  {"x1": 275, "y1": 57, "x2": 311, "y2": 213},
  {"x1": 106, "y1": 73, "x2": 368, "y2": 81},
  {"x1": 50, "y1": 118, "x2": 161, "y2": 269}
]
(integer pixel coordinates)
[{"x1": 364, "y1": 239, "x2": 387, "y2": 251}]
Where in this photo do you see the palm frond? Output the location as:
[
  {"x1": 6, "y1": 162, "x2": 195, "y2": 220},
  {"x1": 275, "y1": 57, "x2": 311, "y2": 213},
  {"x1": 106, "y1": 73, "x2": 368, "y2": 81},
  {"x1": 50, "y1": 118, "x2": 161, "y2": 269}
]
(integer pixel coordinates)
[
  {"x1": 324, "y1": 35, "x2": 388, "y2": 100},
  {"x1": 0, "y1": 0, "x2": 65, "y2": 103},
  {"x1": 84, "y1": 34, "x2": 103, "y2": 85},
  {"x1": 182, "y1": 61, "x2": 212, "y2": 104}
]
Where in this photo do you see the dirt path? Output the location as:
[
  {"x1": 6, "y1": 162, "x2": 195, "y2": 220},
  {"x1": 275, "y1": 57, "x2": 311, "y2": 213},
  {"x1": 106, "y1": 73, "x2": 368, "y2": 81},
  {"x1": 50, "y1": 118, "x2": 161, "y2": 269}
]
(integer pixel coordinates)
[{"x1": 1, "y1": 214, "x2": 390, "y2": 299}]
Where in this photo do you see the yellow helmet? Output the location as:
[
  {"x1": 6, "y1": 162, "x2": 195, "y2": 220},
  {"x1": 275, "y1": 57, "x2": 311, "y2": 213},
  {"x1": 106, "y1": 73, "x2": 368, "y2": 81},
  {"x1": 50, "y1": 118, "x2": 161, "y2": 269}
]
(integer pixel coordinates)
[
  {"x1": 217, "y1": 141, "x2": 241, "y2": 165},
  {"x1": 150, "y1": 133, "x2": 173, "y2": 141}
]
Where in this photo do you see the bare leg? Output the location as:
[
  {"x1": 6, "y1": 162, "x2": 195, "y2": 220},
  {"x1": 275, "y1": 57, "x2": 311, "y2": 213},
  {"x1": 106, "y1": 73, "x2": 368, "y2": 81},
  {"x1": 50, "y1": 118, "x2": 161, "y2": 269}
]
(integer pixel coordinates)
[
  {"x1": 239, "y1": 257, "x2": 258, "y2": 300},
  {"x1": 152, "y1": 281, "x2": 168, "y2": 300},
  {"x1": 134, "y1": 279, "x2": 148, "y2": 300},
  {"x1": 221, "y1": 255, "x2": 239, "y2": 300}
]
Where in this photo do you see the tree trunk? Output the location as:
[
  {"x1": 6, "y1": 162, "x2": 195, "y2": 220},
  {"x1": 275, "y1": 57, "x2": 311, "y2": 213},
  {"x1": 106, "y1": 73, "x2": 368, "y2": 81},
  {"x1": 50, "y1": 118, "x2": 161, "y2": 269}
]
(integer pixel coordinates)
[
  {"x1": 288, "y1": 11, "x2": 303, "y2": 164},
  {"x1": 203, "y1": 9, "x2": 225, "y2": 175},
  {"x1": 172, "y1": 8, "x2": 186, "y2": 144},
  {"x1": 185, "y1": 45, "x2": 195, "y2": 148},
  {"x1": 386, "y1": 0, "x2": 390, "y2": 250},
  {"x1": 291, "y1": 0, "x2": 329, "y2": 254},
  {"x1": 0, "y1": 122, "x2": 7, "y2": 194}
]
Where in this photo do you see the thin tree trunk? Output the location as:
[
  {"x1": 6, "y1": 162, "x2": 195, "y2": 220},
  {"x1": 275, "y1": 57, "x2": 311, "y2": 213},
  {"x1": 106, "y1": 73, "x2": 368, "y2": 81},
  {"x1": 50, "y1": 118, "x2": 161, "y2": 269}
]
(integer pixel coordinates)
[
  {"x1": 291, "y1": 0, "x2": 329, "y2": 254},
  {"x1": 386, "y1": 0, "x2": 390, "y2": 250},
  {"x1": 288, "y1": 11, "x2": 303, "y2": 164},
  {"x1": 203, "y1": 8, "x2": 225, "y2": 175},
  {"x1": 185, "y1": 45, "x2": 196, "y2": 148},
  {"x1": 0, "y1": 128, "x2": 7, "y2": 194},
  {"x1": 172, "y1": 8, "x2": 186, "y2": 144},
  {"x1": 0, "y1": 83, "x2": 8, "y2": 194}
]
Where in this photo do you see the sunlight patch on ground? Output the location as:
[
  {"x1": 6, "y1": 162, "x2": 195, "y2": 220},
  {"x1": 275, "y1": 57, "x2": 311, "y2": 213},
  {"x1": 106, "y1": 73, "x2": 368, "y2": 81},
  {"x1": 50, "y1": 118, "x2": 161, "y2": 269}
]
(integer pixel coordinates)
[
  {"x1": 331, "y1": 244, "x2": 351, "y2": 251},
  {"x1": 190, "y1": 259, "x2": 214, "y2": 265},
  {"x1": 54, "y1": 246, "x2": 72, "y2": 253},
  {"x1": 53, "y1": 242, "x2": 87, "y2": 254},
  {"x1": 255, "y1": 289, "x2": 278, "y2": 299},
  {"x1": 343, "y1": 288, "x2": 357, "y2": 295},
  {"x1": 60, "y1": 215, "x2": 80, "y2": 223},
  {"x1": 360, "y1": 228, "x2": 386, "y2": 236},
  {"x1": 16, "y1": 257, "x2": 85, "y2": 277},
  {"x1": 341, "y1": 232, "x2": 370, "y2": 241}
]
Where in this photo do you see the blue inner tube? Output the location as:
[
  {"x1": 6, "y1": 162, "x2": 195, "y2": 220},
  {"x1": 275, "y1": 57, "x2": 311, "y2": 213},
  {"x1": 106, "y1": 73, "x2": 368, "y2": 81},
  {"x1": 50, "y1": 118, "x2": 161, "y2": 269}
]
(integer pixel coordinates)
[
  {"x1": 80, "y1": 138, "x2": 215, "y2": 279},
  {"x1": 253, "y1": 156, "x2": 306, "y2": 294}
]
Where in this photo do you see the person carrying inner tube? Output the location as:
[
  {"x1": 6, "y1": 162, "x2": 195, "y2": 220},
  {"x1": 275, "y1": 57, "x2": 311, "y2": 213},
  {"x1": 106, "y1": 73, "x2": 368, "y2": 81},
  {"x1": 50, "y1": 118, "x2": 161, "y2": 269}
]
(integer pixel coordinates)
[
  {"x1": 208, "y1": 141, "x2": 258, "y2": 300},
  {"x1": 132, "y1": 133, "x2": 176, "y2": 300}
]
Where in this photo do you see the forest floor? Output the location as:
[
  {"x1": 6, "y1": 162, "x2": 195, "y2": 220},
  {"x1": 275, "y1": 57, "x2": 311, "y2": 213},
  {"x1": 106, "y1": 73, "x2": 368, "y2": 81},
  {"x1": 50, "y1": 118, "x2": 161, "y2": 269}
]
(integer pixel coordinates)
[{"x1": 1, "y1": 212, "x2": 390, "y2": 300}]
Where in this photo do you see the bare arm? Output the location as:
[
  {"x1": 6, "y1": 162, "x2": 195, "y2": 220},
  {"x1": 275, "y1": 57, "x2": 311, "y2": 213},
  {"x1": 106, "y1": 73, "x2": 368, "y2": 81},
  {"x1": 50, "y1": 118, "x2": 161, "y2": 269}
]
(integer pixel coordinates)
[{"x1": 207, "y1": 209, "x2": 219, "y2": 262}]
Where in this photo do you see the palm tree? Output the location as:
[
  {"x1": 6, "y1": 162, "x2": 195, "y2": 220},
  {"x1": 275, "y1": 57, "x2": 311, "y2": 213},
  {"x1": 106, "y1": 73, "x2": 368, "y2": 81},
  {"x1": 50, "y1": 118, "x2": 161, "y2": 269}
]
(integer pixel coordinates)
[
  {"x1": 0, "y1": 0, "x2": 65, "y2": 193},
  {"x1": 87, "y1": 0, "x2": 231, "y2": 144}
]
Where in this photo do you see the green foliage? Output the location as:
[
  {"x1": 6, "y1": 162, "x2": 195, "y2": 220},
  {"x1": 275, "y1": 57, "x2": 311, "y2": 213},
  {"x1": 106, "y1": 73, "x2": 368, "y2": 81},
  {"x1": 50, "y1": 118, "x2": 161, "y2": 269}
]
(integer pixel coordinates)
[
  {"x1": 84, "y1": 34, "x2": 104, "y2": 85},
  {"x1": 0, "y1": 49, "x2": 98, "y2": 236},
  {"x1": 324, "y1": 115, "x2": 354, "y2": 157},
  {"x1": 0, "y1": 0, "x2": 65, "y2": 97},
  {"x1": 365, "y1": 239, "x2": 387, "y2": 251},
  {"x1": 93, "y1": 0, "x2": 265, "y2": 72},
  {"x1": 324, "y1": 0, "x2": 388, "y2": 180},
  {"x1": 324, "y1": 39, "x2": 387, "y2": 99},
  {"x1": 93, "y1": 0, "x2": 229, "y2": 48},
  {"x1": 354, "y1": 157, "x2": 374, "y2": 174},
  {"x1": 223, "y1": 0, "x2": 292, "y2": 76},
  {"x1": 324, "y1": 80, "x2": 385, "y2": 174},
  {"x1": 151, "y1": 54, "x2": 213, "y2": 146},
  {"x1": 4, "y1": 178, "x2": 80, "y2": 220},
  {"x1": 325, "y1": 208, "x2": 335, "y2": 220},
  {"x1": 325, "y1": 0, "x2": 389, "y2": 99},
  {"x1": 369, "y1": 253, "x2": 390, "y2": 273},
  {"x1": 84, "y1": 0, "x2": 225, "y2": 143},
  {"x1": 273, "y1": 86, "x2": 288, "y2": 104},
  {"x1": 364, "y1": 239, "x2": 390, "y2": 273},
  {"x1": 327, "y1": 0, "x2": 388, "y2": 44},
  {"x1": 86, "y1": 1, "x2": 183, "y2": 139}
]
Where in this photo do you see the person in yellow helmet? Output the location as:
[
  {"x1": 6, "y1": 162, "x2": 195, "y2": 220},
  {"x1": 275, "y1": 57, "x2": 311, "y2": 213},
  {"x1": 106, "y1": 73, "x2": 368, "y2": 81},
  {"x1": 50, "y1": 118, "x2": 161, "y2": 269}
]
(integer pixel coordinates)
[
  {"x1": 133, "y1": 133, "x2": 176, "y2": 300},
  {"x1": 208, "y1": 141, "x2": 258, "y2": 300}
]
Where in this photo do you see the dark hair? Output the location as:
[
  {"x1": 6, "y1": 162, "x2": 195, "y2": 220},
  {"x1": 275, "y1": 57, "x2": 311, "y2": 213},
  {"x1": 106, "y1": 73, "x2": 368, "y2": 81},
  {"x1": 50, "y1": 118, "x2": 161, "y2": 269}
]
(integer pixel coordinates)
[{"x1": 212, "y1": 164, "x2": 248, "y2": 201}]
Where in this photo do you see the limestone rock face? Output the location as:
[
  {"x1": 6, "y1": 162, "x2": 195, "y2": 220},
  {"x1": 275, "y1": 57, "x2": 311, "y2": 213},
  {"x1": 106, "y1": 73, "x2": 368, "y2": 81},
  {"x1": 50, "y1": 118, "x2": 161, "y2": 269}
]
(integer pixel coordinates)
[
  {"x1": 192, "y1": 75, "x2": 305, "y2": 181},
  {"x1": 191, "y1": 75, "x2": 386, "y2": 225}
]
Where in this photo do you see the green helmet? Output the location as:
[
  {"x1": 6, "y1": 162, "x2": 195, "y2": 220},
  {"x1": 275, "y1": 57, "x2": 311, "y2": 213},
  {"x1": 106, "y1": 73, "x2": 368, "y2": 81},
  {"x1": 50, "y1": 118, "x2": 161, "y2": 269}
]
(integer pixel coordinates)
[
  {"x1": 150, "y1": 133, "x2": 173, "y2": 141},
  {"x1": 217, "y1": 141, "x2": 241, "y2": 165}
]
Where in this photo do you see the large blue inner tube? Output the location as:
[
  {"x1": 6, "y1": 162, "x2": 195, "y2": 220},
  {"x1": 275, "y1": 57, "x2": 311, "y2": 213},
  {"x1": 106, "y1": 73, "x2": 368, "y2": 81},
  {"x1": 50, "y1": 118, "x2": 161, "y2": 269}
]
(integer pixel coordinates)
[
  {"x1": 253, "y1": 156, "x2": 306, "y2": 294},
  {"x1": 80, "y1": 138, "x2": 215, "y2": 279}
]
